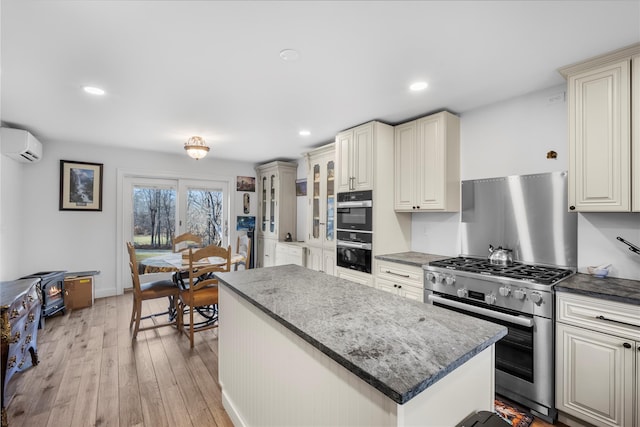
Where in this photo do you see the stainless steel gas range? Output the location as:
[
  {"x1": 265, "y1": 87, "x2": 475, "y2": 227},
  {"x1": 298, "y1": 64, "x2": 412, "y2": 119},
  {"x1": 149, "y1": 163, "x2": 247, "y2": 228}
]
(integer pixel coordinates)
[
  {"x1": 424, "y1": 257, "x2": 573, "y2": 422},
  {"x1": 422, "y1": 171, "x2": 578, "y2": 423}
]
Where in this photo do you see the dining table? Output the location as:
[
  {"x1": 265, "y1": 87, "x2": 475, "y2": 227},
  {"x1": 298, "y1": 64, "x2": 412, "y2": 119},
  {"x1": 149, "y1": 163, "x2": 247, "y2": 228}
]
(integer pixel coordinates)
[
  {"x1": 138, "y1": 251, "x2": 246, "y2": 326},
  {"x1": 139, "y1": 251, "x2": 246, "y2": 274}
]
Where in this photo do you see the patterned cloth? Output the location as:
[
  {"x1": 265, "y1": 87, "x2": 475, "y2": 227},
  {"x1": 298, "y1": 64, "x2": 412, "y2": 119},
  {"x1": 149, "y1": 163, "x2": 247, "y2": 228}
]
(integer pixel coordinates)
[{"x1": 494, "y1": 399, "x2": 533, "y2": 427}]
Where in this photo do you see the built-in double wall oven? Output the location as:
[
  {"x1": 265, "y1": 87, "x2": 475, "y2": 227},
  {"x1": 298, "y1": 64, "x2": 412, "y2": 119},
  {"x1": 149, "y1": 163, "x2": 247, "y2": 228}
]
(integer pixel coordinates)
[{"x1": 336, "y1": 190, "x2": 372, "y2": 274}]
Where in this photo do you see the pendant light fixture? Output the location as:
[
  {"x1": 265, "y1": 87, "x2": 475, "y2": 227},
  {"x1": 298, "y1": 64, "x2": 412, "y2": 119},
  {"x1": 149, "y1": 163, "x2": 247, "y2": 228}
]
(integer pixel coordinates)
[{"x1": 184, "y1": 136, "x2": 209, "y2": 160}]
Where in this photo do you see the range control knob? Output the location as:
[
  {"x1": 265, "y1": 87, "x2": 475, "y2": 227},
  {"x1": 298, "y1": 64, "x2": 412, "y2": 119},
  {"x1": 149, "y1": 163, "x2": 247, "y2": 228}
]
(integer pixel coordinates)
[
  {"x1": 426, "y1": 272, "x2": 437, "y2": 284},
  {"x1": 445, "y1": 275, "x2": 456, "y2": 286},
  {"x1": 530, "y1": 291, "x2": 543, "y2": 305},
  {"x1": 456, "y1": 288, "x2": 468, "y2": 298},
  {"x1": 514, "y1": 289, "x2": 526, "y2": 300},
  {"x1": 484, "y1": 293, "x2": 496, "y2": 305},
  {"x1": 499, "y1": 286, "x2": 511, "y2": 297}
]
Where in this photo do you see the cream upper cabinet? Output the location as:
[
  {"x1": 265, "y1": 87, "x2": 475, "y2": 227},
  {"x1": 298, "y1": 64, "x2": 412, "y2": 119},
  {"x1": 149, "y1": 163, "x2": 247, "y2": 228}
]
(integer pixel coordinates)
[
  {"x1": 336, "y1": 122, "x2": 374, "y2": 192},
  {"x1": 305, "y1": 143, "x2": 336, "y2": 275},
  {"x1": 556, "y1": 292, "x2": 639, "y2": 427},
  {"x1": 394, "y1": 111, "x2": 460, "y2": 212},
  {"x1": 560, "y1": 43, "x2": 640, "y2": 212}
]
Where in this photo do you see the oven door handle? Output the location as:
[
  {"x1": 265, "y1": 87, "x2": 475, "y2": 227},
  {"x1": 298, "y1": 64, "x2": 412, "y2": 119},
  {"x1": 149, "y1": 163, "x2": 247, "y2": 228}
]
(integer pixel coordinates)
[
  {"x1": 337, "y1": 241, "x2": 372, "y2": 250},
  {"x1": 337, "y1": 200, "x2": 372, "y2": 208},
  {"x1": 427, "y1": 294, "x2": 534, "y2": 328}
]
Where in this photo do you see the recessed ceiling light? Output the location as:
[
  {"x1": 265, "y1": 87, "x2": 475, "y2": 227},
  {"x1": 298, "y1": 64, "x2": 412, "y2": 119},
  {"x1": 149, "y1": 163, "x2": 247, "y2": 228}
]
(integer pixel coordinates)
[
  {"x1": 299, "y1": 130, "x2": 311, "y2": 136},
  {"x1": 83, "y1": 86, "x2": 105, "y2": 95},
  {"x1": 409, "y1": 81, "x2": 428, "y2": 91},
  {"x1": 280, "y1": 49, "x2": 300, "y2": 61}
]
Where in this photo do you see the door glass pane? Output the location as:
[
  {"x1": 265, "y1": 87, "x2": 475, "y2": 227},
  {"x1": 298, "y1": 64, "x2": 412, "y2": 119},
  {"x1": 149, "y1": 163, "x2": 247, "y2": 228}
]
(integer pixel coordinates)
[
  {"x1": 326, "y1": 160, "x2": 335, "y2": 241},
  {"x1": 262, "y1": 176, "x2": 267, "y2": 232},
  {"x1": 270, "y1": 174, "x2": 276, "y2": 233},
  {"x1": 132, "y1": 185, "x2": 176, "y2": 262},
  {"x1": 312, "y1": 164, "x2": 320, "y2": 239},
  {"x1": 186, "y1": 188, "x2": 224, "y2": 247}
]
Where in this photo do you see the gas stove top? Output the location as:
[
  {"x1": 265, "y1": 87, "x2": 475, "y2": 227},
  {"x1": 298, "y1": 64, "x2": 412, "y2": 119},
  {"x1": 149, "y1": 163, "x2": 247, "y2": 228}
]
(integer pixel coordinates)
[{"x1": 428, "y1": 257, "x2": 573, "y2": 286}]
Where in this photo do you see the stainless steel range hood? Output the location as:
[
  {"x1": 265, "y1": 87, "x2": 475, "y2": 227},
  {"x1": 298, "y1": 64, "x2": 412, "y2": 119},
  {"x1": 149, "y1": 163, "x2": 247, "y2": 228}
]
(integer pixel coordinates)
[{"x1": 460, "y1": 171, "x2": 577, "y2": 268}]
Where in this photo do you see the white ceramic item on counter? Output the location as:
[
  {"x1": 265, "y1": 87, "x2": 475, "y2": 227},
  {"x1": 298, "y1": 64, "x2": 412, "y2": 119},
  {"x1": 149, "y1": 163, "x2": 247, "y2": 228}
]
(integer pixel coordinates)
[{"x1": 587, "y1": 263, "x2": 611, "y2": 278}]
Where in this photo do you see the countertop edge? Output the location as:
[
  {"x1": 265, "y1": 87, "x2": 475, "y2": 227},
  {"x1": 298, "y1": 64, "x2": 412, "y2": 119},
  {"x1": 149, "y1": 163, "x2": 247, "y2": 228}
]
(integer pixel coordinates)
[{"x1": 555, "y1": 273, "x2": 640, "y2": 305}]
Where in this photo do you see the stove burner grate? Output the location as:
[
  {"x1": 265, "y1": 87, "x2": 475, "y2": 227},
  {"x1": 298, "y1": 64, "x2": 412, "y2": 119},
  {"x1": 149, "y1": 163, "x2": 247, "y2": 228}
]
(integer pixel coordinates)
[{"x1": 429, "y1": 257, "x2": 573, "y2": 285}]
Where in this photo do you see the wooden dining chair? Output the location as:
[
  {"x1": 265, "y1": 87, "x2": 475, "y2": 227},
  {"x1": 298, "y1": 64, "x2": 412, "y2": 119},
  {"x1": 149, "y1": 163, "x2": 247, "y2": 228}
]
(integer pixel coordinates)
[
  {"x1": 177, "y1": 244, "x2": 232, "y2": 348},
  {"x1": 126, "y1": 242, "x2": 180, "y2": 339},
  {"x1": 173, "y1": 232, "x2": 203, "y2": 253},
  {"x1": 235, "y1": 234, "x2": 252, "y2": 270}
]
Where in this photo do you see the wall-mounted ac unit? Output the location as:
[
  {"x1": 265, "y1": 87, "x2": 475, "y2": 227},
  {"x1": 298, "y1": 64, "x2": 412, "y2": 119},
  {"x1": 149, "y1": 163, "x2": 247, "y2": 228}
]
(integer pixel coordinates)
[{"x1": 0, "y1": 127, "x2": 43, "y2": 163}]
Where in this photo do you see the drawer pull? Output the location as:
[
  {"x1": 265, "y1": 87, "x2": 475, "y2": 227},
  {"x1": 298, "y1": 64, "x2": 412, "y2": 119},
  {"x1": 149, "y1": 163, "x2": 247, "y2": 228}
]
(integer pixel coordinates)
[
  {"x1": 595, "y1": 315, "x2": 640, "y2": 328},
  {"x1": 384, "y1": 270, "x2": 410, "y2": 278},
  {"x1": 623, "y1": 343, "x2": 631, "y2": 349}
]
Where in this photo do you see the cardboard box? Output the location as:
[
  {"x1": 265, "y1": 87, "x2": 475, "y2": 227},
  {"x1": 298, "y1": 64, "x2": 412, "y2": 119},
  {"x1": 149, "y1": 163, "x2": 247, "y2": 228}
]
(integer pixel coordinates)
[{"x1": 64, "y1": 276, "x2": 94, "y2": 309}]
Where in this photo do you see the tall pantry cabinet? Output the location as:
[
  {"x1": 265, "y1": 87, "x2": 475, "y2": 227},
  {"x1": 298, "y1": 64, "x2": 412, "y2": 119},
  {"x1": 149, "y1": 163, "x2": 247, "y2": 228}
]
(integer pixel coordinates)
[
  {"x1": 305, "y1": 143, "x2": 336, "y2": 275},
  {"x1": 255, "y1": 161, "x2": 297, "y2": 268},
  {"x1": 334, "y1": 121, "x2": 411, "y2": 287},
  {"x1": 559, "y1": 42, "x2": 640, "y2": 212}
]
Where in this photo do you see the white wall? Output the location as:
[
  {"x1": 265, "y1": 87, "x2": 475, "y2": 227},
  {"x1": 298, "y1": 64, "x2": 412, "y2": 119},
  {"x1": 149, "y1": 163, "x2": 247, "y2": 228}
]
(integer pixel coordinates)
[
  {"x1": 0, "y1": 153, "x2": 25, "y2": 280},
  {"x1": 1, "y1": 139, "x2": 257, "y2": 297},
  {"x1": 411, "y1": 84, "x2": 640, "y2": 280}
]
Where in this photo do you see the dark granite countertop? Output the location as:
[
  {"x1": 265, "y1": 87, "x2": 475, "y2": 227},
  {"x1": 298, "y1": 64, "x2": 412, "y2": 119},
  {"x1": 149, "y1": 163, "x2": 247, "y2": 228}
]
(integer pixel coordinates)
[
  {"x1": 555, "y1": 273, "x2": 640, "y2": 305},
  {"x1": 375, "y1": 251, "x2": 450, "y2": 268},
  {"x1": 216, "y1": 264, "x2": 507, "y2": 405}
]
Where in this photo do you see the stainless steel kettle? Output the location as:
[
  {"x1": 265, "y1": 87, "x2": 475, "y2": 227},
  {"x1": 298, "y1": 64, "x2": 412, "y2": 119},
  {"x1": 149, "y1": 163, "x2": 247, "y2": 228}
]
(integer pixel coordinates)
[{"x1": 488, "y1": 245, "x2": 513, "y2": 265}]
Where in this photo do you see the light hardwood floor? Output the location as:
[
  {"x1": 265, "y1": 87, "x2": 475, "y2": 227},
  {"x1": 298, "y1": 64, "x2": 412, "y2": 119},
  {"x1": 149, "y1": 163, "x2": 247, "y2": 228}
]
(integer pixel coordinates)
[{"x1": 6, "y1": 293, "x2": 561, "y2": 427}]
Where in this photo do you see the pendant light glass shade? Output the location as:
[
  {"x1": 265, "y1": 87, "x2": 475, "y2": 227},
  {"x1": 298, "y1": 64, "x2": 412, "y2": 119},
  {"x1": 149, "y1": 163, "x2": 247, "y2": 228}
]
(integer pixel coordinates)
[{"x1": 184, "y1": 136, "x2": 209, "y2": 160}]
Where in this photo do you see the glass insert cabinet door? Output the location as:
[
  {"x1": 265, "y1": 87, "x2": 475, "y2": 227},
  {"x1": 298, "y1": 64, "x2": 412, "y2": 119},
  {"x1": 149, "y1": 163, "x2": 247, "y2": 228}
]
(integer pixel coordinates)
[
  {"x1": 310, "y1": 157, "x2": 335, "y2": 243},
  {"x1": 312, "y1": 164, "x2": 321, "y2": 239},
  {"x1": 261, "y1": 176, "x2": 267, "y2": 232},
  {"x1": 270, "y1": 174, "x2": 276, "y2": 233},
  {"x1": 326, "y1": 160, "x2": 334, "y2": 242}
]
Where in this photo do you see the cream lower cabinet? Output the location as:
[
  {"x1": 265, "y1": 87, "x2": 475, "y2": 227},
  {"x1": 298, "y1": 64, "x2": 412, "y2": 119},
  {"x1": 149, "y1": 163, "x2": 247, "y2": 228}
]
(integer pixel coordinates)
[
  {"x1": 258, "y1": 236, "x2": 277, "y2": 268},
  {"x1": 337, "y1": 268, "x2": 373, "y2": 287},
  {"x1": 394, "y1": 111, "x2": 460, "y2": 212},
  {"x1": 275, "y1": 242, "x2": 306, "y2": 266},
  {"x1": 556, "y1": 292, "x2": 640, "y2": 427},
  {"x1": 560, "y1": 43, "x2": 640, "y2": 212},
  {"x1": 307, "y1": 246, "x2": 336, "y2": 276},
  {"x1": 375, "y1": 261, "x2": 424, "y2": 302}
]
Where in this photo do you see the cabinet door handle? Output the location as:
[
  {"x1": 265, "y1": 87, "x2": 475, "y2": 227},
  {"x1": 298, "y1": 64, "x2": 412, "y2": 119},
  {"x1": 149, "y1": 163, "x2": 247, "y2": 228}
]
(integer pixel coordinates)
[
  {"x1": 384, "y1": 270, "x2": 410, "y2": 278},
  {"x1": 595, "y1": 315, "x2": 640, "y2": 328},
  {"x1": 623, "y1": 343, "x2": 631, "y2": 349}
]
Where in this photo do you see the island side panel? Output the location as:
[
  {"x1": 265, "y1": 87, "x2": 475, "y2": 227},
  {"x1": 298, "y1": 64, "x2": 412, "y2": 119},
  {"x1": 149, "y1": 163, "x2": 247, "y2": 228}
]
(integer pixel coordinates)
[
  {"x1": 398, "y1": 345, "x2": 495, "y2": 425},
  {"x1": 219, "y1": 284, "x2": 496, "y2": 427},
  {"x1": 219, "y1": 284, "x2": 397, "y2": 427}
]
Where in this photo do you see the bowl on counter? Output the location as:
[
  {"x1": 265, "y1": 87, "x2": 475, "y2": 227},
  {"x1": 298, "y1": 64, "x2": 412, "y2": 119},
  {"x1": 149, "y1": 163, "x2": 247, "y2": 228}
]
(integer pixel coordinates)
[{"x1": 587, "y1": 265, "x2": 610, "y2": 278}]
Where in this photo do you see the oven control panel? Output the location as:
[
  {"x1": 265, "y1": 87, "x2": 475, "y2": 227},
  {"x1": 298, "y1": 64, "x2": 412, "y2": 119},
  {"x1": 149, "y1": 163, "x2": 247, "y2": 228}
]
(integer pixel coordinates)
[{"x1": 423, "y1": 268, "x2": 553, "y2": 318}]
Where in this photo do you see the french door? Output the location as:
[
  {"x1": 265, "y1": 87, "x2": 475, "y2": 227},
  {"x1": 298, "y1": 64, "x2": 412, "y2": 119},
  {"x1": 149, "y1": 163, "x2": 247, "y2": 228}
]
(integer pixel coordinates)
[{"x1": 121, "y1": 175, "x2": 229, "y2": 291}]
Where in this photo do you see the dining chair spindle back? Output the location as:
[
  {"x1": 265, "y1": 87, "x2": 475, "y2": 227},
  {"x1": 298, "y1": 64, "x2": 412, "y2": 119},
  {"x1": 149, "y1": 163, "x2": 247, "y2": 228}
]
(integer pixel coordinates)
[
  {"x1": 177, "y1": 244, "x2": 232, "y2": 348},
  {"x1": 126, "y1": 242, "x2": 180, "y2": 339},
  {"x1": 173, "y1": 232, "x2": 203, "y2": 253}
]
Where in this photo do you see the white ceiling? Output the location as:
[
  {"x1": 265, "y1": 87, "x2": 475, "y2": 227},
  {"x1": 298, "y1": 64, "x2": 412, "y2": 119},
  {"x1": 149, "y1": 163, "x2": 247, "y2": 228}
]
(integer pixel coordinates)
[{"x1": 2, "y1": 1, "x2": 639, "y2": 164}]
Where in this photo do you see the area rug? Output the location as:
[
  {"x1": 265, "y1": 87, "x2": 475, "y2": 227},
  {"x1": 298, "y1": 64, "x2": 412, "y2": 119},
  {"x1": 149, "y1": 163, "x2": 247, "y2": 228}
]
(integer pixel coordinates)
[{"x1": 494, "y1": 398, "x2": 534, "y2": 427}]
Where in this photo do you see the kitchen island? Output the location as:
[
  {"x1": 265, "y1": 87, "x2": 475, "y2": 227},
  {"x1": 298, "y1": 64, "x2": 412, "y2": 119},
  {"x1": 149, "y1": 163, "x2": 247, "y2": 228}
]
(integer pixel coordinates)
[{"x1": 216, "y1": 265, "x2": 507, "y2": 427}]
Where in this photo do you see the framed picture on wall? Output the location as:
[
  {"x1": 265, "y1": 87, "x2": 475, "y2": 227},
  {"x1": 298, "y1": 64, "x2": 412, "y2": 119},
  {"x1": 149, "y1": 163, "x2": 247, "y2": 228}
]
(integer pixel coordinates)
[
  {"x1": 237, "y1": 176, "x2": 255, "y2": 192},
  {"x1": 59, "y1": 160, "x2": 103, "y2": 211},
  {"x1": 296, "y1": 179, "x2": 307, "y2": 196}
]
